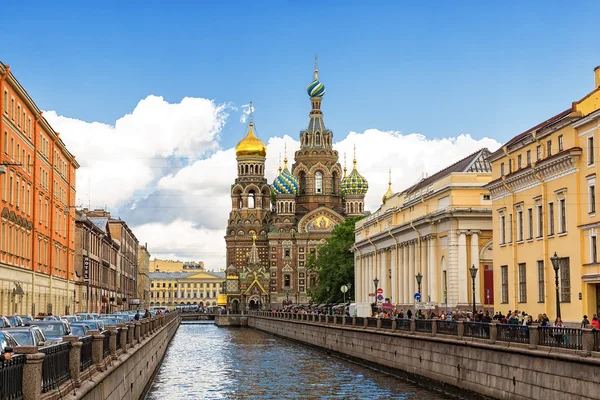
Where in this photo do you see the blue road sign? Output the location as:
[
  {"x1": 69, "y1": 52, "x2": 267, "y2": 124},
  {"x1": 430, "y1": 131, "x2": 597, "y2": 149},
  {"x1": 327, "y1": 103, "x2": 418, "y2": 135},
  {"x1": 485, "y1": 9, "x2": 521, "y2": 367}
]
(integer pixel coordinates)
[
  {"x1": 414, "y1": 293, "x2": 422, "y2": 301},
  {"x1": 377, "y1": 295, "x2": 384, "y2": 301}
]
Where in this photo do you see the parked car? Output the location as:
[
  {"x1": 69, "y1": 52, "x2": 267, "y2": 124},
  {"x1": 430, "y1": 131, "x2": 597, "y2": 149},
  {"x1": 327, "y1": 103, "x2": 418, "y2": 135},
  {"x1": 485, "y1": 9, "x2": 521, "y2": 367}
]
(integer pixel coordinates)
[
  {"x1": 0, "y1": 331, "x2": 19, "y2": 353},
  {"x1": 72, "y1": 319, "x2": 105, "y2": 331},
  {"x1": 99, "y1": 318, "x2": 120, "y2": 327},
  {"x1": 69, "y1": 324, "x2": 91, "y2": 338},
  {"x1": 19, "y1": 315, "x2": 34, "y2": 325},
  {"x1": 0, "y1": 317, "x2": 12, "y2": 328},
  {"x1": 5, "y1": 327, "x2": 47, "y2": 347},
  {"x1": 43, "y1": 316, "x2": 60, "y2": 321},
  {"x1": 62, "y1": 315, "x2": 81, "y2": 324},
  {"x1": 28, "y1": 321, "x2": 70, "y2": 344},
  {"x1": 6, "y1": 315, "x2": 24, "y2": 327}
]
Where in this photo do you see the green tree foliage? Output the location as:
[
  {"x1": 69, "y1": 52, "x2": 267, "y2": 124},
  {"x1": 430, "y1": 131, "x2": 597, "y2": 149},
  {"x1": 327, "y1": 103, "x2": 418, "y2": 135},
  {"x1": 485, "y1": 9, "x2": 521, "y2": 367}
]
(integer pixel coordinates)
[{"x1": 307, "y1": 216, "x2": 363, "y2": 304}]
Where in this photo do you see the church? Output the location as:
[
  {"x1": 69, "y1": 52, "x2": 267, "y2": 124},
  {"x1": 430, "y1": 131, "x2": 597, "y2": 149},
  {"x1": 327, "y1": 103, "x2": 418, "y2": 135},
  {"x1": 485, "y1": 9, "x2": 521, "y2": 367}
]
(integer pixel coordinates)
[{"x1": 224, "y1": 63, "x2": 369, "y2": 311}]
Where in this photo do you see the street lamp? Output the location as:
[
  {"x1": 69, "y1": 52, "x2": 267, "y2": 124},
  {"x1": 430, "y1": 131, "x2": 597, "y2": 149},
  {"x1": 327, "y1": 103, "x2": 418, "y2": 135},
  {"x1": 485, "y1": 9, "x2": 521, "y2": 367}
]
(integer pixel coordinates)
[
  {"x1": 415, "y1": 272, "x2": 422, "y2": 299},
  {"x1": 348, "y1": 282, "x2": 352, "y2": 302},
  {"x1": 469, "y1": 264, "x2": 478, "y2": 317},
  {"x1": 550, "y1": 252, "x2": 561, "y2": 319}
]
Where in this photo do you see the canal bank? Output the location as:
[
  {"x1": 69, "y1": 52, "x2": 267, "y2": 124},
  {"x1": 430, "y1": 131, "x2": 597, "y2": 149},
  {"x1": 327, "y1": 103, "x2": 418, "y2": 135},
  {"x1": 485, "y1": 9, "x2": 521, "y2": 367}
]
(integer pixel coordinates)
[{"x1": 248, "y1": 314, "x2": 600, "y2": 400}]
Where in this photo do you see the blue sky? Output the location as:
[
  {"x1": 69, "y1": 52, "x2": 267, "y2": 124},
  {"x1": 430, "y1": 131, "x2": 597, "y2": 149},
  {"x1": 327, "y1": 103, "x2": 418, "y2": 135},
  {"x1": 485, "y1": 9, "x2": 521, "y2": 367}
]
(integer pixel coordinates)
[{"x1": 3, "y1": 1, "x2": 600, "y2": 149}]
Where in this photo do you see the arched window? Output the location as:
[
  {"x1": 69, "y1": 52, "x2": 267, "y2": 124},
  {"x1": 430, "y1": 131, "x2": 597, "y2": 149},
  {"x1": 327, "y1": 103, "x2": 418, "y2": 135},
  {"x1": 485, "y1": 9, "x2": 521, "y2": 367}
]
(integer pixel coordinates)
[
  {"x1": 248, "y1": 190, "x2": 255, "y2": 208},
  {"x1": 315, "y1": 172, "x2": 323, "y2": 194},
  {"x1": 332, "y1": 171, "x2": 339, "y2": 195},
  {"x1": 299, "y1": 172, "x2": 306, "y2": 195},
  {"x1": 315, "y1": 132, "x2": 321, "y2": 145},
  {"x1": 250, "y1": 165, "x2": 254, "y2": 174}
]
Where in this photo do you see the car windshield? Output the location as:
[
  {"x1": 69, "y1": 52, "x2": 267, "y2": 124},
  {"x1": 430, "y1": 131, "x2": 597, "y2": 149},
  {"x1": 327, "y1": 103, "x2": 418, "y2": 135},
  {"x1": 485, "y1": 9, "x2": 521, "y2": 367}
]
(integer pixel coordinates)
[
  {"x1": 9, "y1": 331, "x2": 33, "y2": 346},
  {"x1": 21, "y1": 317, "x2": 32, "y2": 323},
  {"x1": 7, "y1": 317, "x2": 17, "y2": 325},
  {"x1": 0, "y1": 319, "x2": 8, "y2": 328},
  {"x1": 64, "y1": 316, "x2": 76, "y2": 323},
  {"x1": 36, "y1": 323, "x2": 66, "y2": 337},
  {"x1": 70, "y1": 326, "x2": 86, "y2": 337},
  {"x1": 81, "y1": 321, "x2": 98, "y2": 330}
]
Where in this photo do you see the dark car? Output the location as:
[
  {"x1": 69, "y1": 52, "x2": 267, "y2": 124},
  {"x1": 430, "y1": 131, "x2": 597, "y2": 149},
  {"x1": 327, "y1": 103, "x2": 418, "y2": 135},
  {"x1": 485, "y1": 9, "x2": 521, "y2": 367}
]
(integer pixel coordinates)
[
  {"x1": 69, "y1": 324, "x2": 91, "y2": 338},
  {"x1": 73, "y1": 320, "x2": 104, "y2": 331},
  {"x1": 5, "y1": 327, "x2": 47, "y2": 347},
  {"x1": 0, "y1": 317, "x2": 12, "y2": 328},
  {"x1": 28, "y1": 321, "x2": 70, "y2": 344},
  {"x1": 6, "y1": 315, "x2": 23, "y2": 327},
  {"x1": 19, "y1": 315, "x2": 34, "y2": 325},
  {"x1": 0, "y1": 331, "x2": 19, "y2": 353}
]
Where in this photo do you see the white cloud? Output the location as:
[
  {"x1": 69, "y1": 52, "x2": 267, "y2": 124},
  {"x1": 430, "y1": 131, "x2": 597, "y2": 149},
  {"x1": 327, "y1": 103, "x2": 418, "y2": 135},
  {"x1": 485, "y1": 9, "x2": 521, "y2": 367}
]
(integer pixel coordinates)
[
  {"x1": 239, "y1": 103, "x2": 255, "y2": 123},
  {"x1": 44, "y1": 95, "x2": 228, "y2": 209}
]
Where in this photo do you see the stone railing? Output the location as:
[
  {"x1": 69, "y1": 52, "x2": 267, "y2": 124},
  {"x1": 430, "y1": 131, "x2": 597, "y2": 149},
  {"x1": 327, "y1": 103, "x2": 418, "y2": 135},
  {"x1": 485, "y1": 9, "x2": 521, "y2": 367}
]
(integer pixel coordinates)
[
  {"x1": 11, "y1": 310, "x2": 181, "y2": 400},
  {"x1": 252, "y1": 312, "x2": 600, "y2": 356}
]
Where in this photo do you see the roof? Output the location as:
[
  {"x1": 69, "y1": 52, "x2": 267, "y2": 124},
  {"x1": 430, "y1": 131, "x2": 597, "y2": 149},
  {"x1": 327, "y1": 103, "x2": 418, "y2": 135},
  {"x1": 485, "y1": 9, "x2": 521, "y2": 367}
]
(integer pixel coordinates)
[
  {"x1": 403, "y1": 148, "x2": 492, "y2": 195},
  {"x1": 148, "y1": 271, "x2": 225, "y2": 280},
  {"x1": 503, "y1": 109, "x2": 572, "y2": 148},
  {"x1": 89, "y1": 217, "x2": 109, "y2": 233}
]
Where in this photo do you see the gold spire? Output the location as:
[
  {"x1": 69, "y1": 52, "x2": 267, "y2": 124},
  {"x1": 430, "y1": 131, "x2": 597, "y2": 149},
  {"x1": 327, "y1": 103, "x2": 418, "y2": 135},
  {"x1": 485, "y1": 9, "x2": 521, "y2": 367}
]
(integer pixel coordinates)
[
  {"x1": 283, "y1": 142, "x2": 288, "y2": 169},
  {"x1": 235, "y1": 119, "x2": 267, "y2": 158},
  {"x1": 382, "y1": 167, "x2": 394, "y2": 203},
  {"x1": 314, "y1": 55, "x2": 319, "y2": 80},
  {"x1": 278, "y1": 152, "x2": 282, "y2": 174},
  {"x1": 343, "y1": 152, "x2": 347, "y2": 178},
  {"x1": 353, "y1": 144, "x2": 357, "y2": 169}
]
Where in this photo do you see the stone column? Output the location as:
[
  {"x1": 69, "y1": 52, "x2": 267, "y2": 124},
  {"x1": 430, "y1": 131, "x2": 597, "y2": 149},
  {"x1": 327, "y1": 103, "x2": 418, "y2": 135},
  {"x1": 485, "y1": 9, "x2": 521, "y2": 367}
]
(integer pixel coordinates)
[
  {"x1": 457, "y1": 231, "x2": 468, "y2": 305},
  {"x1": 582, "y1": 328, "x2": 594, "y2": 356},
  {"x1": 403, "y1": 245, "x2": 409, "y2": 305},
  {"x1": 118, "y1": 323, "x2": 128, "y2": 353},
  {"x1": 126, "y1": 322, "x2": 134, "y2": 348},
  {"x1": 15, "y1": 346, "x2": 44, "y2": 400},
  {"x1": 90, "y1": 330, "x2": 105, "y2": 371},
  {"x1": 431, "y1": 318, "x2": 438, "y2": 336},
  {"x1": 457, "y1": 321, "x2": 464, "y2": 339},
  {"x1": 428, "y1": 236, "x2": 438, "y2": 303},
  {"x1": 528, "y1": 325, "x2": 539, "y2": 350},
  {"x1": 408, "y1": 242, "x2": 415, "y2": 303},
  {"x1": 421, "y1": 239, "x2": 428, "y2": 301},
  {"x1": 63, "y1": 335, "x2": 82, "y2": 388},
  {"x1": 470, "y1": 230, "x2": 481, "y2": 304},
  {"x1": 108, "y1": 326, "x2": 118, "y2": 360},
  {"x1": 391, "y1": 247, "x2": 397, "y2": 306},
  {"x1": 489, "y1": 320, "x2": 498, "y2": 344},
  {"x1": 134, "y1": 322, "x2": 141, "y2": 343}
]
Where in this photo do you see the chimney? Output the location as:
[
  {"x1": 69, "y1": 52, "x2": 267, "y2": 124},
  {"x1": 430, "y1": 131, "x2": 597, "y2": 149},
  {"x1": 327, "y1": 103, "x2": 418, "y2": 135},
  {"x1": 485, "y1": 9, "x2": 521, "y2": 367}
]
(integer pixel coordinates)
[{"x1": 595, "y1": 66, "x2": 600, "y2": 89}]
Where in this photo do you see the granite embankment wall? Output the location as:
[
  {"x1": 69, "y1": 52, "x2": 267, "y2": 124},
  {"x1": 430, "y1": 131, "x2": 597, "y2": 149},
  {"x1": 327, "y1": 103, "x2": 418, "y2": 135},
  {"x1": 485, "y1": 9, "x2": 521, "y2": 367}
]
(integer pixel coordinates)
[{"x1": 249, "y1": 315, "x2": 600, "y2": 400}]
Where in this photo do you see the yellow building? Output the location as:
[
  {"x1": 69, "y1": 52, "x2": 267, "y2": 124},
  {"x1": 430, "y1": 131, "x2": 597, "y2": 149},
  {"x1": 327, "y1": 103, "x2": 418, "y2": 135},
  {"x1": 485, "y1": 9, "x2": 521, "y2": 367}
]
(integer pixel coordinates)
[
  {"x1": 148, "y1": 270, "x2": 225, "y2": 310},
  {"x1": 354, "y1": 149, "x2": 493, "y2": 311},
  {"x1": 485, "y1": 67, "x2": 600, "y2": 323},
  {"x1": 150, "y1": 259, "x2": 205, "y2": 273},
  {"x1": 137, "y1": 244, "x2": 151, "y2": 308}
]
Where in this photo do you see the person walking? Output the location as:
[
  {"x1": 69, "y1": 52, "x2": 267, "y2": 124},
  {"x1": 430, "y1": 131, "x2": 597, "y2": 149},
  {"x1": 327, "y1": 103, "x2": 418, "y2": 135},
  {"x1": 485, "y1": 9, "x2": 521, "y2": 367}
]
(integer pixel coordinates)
[
  {"x1": 143, "y1": 309, "x2": 151, "y2": 319},
  {"x1": 581, "y1": 315, "x2": 590, "y2": 328}
]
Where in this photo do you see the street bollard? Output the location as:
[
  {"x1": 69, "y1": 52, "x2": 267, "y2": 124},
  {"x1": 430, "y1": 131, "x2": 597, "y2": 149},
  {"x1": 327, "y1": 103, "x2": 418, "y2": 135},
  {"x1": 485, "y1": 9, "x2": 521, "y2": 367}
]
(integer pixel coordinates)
[
  {"x1": 410, "y1": 318, "x2": 416, "y2": 334},
  {"x1": 457, "y1": 321, "x2": 465, "y2": 340},
  {"x1": 108, "y1": 326, "x2": 118, "y2": 360},
  {"x1": 431, "y1": 319, "x2": 438, "y2": 337},
  {"x1": 63, "y1": 336, "x2": 82, "y2": 387},
  {"x1": 89, "y1": 330, "x2": 105, "y2": 371},
  {"x1": 117, "y1": 323, "x2": 128, "y2": 353},
  {"x1": 527, "y1": 325, "x2": 538, "y2": 350},
  {"x1": 582, "y1": 328, "x2": 594, "y2": 356},
  {"x1": 15, "y1": 346, "x2": 44, "y2": 400}
]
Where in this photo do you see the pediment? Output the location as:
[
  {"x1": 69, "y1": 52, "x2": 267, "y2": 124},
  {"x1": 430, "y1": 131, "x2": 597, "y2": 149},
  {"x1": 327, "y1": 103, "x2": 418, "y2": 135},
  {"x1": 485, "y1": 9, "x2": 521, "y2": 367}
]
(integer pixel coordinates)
[{"x1": 297, "y1": 207, "x2": 344, "y2": 233}]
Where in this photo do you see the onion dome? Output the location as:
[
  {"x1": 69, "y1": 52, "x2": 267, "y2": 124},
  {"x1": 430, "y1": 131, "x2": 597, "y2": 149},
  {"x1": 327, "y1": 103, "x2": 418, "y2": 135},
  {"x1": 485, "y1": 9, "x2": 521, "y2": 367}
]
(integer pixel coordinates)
[
  {"x1": 272, "y1": 156, "x2": 299, "y2": 195},
  {"x1": 382, "y1": 168, "x2": 394, "y2": 203},
  {"x1": 342, "y1": 150, "x2": 369, "y2": 196},
  {"x1": 235, "y1": 122, "x2": 266, "y2": 157},
  {"x1": 307, "y1": 68, "x2": 326, "y2": 98}
]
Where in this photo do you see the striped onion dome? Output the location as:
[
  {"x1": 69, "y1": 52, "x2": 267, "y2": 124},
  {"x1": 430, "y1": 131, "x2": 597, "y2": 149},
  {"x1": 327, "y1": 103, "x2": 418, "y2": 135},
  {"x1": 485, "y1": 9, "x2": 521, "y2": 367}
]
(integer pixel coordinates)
[
  {"x1": 272, "y1": 164, "x2": 299, "y2": 195},
  {"x1": 342, "y1": 159, "x2": 369, "y2": 196},
  {"x1": 307, "y1": 69, "x2": 326, "y2": 98}
]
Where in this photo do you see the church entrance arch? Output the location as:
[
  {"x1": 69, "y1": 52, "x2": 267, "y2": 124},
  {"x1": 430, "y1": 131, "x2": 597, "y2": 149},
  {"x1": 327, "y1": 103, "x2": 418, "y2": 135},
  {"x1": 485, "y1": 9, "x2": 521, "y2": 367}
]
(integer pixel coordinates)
[{"x1": 248, "y1": 295, "x2": 261, "y2": 310}]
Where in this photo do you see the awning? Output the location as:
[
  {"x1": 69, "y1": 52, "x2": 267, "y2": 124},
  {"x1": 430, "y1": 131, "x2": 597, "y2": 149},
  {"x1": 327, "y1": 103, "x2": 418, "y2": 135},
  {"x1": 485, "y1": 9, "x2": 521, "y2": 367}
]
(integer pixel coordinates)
[{"x1": 381, "y1": 303, "x2": 395, "y2": 309}]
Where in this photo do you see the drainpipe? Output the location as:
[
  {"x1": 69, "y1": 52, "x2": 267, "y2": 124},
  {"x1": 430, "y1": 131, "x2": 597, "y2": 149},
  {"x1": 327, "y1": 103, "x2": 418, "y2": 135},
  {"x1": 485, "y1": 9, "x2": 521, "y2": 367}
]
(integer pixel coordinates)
[
  {"x1": 31, "y1": 111, "x2": 43, "y2": 316},
  {"x1": 533, "y1": 170, "x2": 549, "y2": 316},
  {"x1": 388, "y1": 230, "x2": 399, "y2": 306},
  {"x1": 501, "y1": 175, "x2": 518, "y2": 308}
]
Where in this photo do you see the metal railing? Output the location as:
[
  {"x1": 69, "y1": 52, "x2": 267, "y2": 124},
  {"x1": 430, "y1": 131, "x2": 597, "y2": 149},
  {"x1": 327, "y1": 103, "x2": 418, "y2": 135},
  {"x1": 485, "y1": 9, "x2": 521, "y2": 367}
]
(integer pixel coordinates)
[
  {"x1": 102, "y1": 331, "x2": 111, "y2": 358},
  {"x1": 0, "y1": 354, "x2": 25, "y2": 400},
  {"x1": 40, "y1": 342, "x2": 72, "y2": 393},
  {"x1": 463, "y1": 322, "x2": 490, "y2": 339},
  {"x1": 79, "y1": 336, "x2": 93, "y2": 372},
  {"x1": 355, "y1": 317, "x2": 365, "y2": 326},
  {"x1": 539, "y1": 326, "x2": 582, "y2": 350},
  {"x1": 396, "y1": 318, "x2": 411, "y2": 331},
  {"x1": 415, "y1": 319, "x2": 432, "y2": 333},
  {"x1": 367, "y1": 318, "x2": 378, "y2": 328},
  {"x1": 116, "y1": 328, "x2": 122, "y2": 351},
  {"x1": 497, "y1": 324, "x2": 530, "y2": 343},
  {"x1": 381, "y1": 318, "x2": 393, "y2": 329},
  {"x1": 437, "y1": 320, "x2": 458, "y2": 336}
]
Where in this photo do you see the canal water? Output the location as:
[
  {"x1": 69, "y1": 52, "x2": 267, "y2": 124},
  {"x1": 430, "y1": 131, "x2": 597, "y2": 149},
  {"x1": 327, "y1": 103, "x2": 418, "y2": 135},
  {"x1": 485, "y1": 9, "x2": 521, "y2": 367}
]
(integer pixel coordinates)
[{"x1": 145, "y1": 323, "x2": 459, "y2": 400}]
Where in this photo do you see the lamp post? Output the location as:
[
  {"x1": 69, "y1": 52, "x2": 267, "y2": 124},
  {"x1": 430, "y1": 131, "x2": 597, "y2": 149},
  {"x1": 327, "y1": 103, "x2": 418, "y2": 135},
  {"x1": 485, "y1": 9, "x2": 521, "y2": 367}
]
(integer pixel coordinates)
[
  {"x1": 348, "y1": 283, "x2": 352, "y2": 302},
  {"x1": 469, "y1": 264, "x2": 478, "y2": 317},
  {"x1": 415, "y1": 272, "x2": 422, "y2": 299},
  {"x1": 550, "y1": 252, "x2": 561, "y2": 319}
]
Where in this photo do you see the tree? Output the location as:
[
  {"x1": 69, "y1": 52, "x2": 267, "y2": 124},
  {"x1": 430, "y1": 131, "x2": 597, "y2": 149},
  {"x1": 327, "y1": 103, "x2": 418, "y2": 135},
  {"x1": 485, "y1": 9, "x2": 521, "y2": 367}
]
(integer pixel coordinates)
[{"x1": 307, "y1": 216, "x2": 363, "y2": 303}]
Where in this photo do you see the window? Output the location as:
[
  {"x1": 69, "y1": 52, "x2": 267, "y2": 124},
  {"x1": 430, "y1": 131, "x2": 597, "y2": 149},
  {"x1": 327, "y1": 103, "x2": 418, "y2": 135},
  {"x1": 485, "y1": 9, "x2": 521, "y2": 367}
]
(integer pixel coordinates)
[
  {"x1": 536, "y1": 204, "x2": 543, "y2": 238},
  {"x1": 508, "y1": 160, "x2": 512, "y2": 174},
  {"x1": 527, "y1": 208, "x2": 533, "y2": 240},
  {"x1": 547, "y1": 140, "x2": 552, "y2": 157},
  {"x1": 548, "y1": 202, "x2": 554, "y2": 236},
  {"x1": 284, "y1": 249, "x2": 290, "y2": 257},
  {"x1": 592, "y1": 236, "x2": 598, "y2": 264},
  {"x1": 500, "y1": 163, "x2": 505, "y2": 176},
  {"x1": 517, "y1": 154, "x2": 522, "y2": 169},
  {"x1": 537, "y1": 260, "x2": 545, "y2": 303},
  {"x1": 589, "y1": 136, "x2": 595, "y2": 166},
  {"x1": 536, "y1": 145, "x2": 542, "y2": 161},
  {"x1": 500, "y1": 214, "x2": 506, "y2": 244},
  {"x1": 518, "y1": 263, "x2": 527, "y2": 303},
  {"x1": 559, "y1": 257, "x2": 571, "y2": 303},
  {"x1": 526, "y1": 150, "x2": 531, "y2": 166},
  {"x1": 299, "y1": 172, "x2": 306, "y2": 195},
  {"x1": 3, "y1": 131, "x2": 6, "y2": 154},
  {"x1": 284, "y1": 275, "x2": 291, "y2": 288},
  {"x1": 559, "y1": 198, "x2": 566, "y2": 233},
  {"x1": 558, "y1": 135, "x2": 563, "y2": 152},
  {"x1": 508, "y1": 213, "x2": 513, "y2": 243},
  {"x1": 2, "y1": 91, "x2": 6, "y2": 114},
  {"x1": 501, "y1": 266, "x2": 508, "y2": 303},
  {"x1": 315, "y1": 172, "x2": 323, "y2": 194},
  {"x1": 517, "y1": 209, "x2": 523, "y2": 241},
  {"x1": 248, "y1": 190, "x2": 255, "y2": 208}
]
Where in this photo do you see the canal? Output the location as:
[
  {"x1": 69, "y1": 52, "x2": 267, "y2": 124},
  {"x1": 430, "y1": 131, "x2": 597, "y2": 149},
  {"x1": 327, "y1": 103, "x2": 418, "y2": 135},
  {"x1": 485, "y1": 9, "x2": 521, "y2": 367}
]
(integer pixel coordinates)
[{"x1": 145, "y1": 323, "x2": 462, "y2": 399}]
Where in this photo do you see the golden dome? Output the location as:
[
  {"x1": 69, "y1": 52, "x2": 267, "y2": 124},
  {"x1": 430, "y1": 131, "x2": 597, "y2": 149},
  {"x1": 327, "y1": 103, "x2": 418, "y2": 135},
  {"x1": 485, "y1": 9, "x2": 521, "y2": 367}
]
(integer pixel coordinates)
[
  {"x1": 235, "y1": 122, "x2": 266, "y2": 157},
  {"x1": 382, "y1": 168, "x2": 394, "y2": 203}
]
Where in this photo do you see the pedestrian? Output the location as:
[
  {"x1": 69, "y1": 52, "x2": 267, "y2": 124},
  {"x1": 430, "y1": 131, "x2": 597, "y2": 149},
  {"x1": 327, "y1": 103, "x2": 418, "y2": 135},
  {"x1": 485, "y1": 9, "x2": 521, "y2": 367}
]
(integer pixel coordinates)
[
  {"x1": 143, "y1": 308, "x2": 151, "y2": 319},
  {"x1": 591, "y1": 316, "x2": 600, "y2": 330},
  {"x1": 508, "y1": 311, "x2": 520, "y2": 325},
  {"x1": 581, "y1": 315, "x2": 590, "y2": 328},
  {"x1": 554, "y1": 317, "x2": 564, "y2": 327},
  {"x1": 406, "y1": 309, "x2": 412, "y2": 319}
]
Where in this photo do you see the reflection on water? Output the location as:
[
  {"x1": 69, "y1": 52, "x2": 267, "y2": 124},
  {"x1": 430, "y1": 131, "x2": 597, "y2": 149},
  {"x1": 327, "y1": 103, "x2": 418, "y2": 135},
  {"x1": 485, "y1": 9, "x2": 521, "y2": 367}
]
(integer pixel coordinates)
[{"x1": 146, "y1": 323, "x2": 452, "y2": 400}]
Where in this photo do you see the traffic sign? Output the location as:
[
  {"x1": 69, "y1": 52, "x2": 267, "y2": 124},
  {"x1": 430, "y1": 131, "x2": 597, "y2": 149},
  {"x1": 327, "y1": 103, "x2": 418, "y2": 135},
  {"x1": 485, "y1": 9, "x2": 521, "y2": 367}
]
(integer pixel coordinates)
[
  {"x1": 414, "y1": 293, "x2": 422, "y2": 301},
  {"x1": 340, "y1": 285, "x2": 348, "y2": 293},
  {"x1": 368, "y1": 293, "x2": 376, "y2": 297},
  {"x1": 377, "y1": 288, "x2": 383, "y2": 294},
  {"x1": 377, "y1": 295, "x2": 384, "y2": 301}
]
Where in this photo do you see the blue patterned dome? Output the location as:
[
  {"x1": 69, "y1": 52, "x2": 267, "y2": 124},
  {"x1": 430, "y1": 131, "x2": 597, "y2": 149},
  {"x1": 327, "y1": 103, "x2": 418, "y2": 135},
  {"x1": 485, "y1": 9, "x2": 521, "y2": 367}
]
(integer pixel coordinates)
[
  {"x1": 307, "y1": 68, "x2": 326, "y2": 98},
  {"x1": 273, "y1": 166, "x2": 299, "y2": 195},
  {"x1": 342, "y1": 161, "x2": 369, "y2": 196}
]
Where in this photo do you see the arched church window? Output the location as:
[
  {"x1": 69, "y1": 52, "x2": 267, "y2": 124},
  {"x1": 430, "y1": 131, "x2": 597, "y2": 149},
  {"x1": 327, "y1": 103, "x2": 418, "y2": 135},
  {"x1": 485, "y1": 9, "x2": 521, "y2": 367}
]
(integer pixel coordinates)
[
  {"x1": 315, "y1": 132, "x2": 321, "y2": 145},
  {"x1": 332, "y1": 171, "x2": 339, "y2": 195},
  {"x1": 250, "y1": 165, "x2": 254, "y2": 174},
  {"x1": 248, "y1": 190, "x2": 255, "y2": 208},
  {"x1": 299, "y1": 172, "x2": 306, "y2": 195},
  {"x1": 284, "y1": 275, "x2": 291, "y2": 288},
  {"x1": 315, "y1": 172, "x2": 323, "y2": 194},
  {"x1": 284, "y1": 249, "x2": 290, "y2": 257}
]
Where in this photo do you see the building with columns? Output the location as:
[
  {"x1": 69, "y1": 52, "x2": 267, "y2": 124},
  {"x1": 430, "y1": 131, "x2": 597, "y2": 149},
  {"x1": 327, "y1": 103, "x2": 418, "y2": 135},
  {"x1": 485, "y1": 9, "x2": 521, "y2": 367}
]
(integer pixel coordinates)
[
  {"x1": 354, "y1": 149, "x2": 493, "y2": 312},
  {"x1": 148, "y1": 270, "x2": 225, "y2": 310}
]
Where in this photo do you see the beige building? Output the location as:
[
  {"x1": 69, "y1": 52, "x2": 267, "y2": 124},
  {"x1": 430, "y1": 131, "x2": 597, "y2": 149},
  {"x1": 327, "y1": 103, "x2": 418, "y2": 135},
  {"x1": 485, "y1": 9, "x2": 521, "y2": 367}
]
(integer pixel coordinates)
[
  {"x1": 354, "y1": 149, "x2": 494, "y2": 311},
  {"x1": 149, "y1": 270, "x2": 225, "y2": 309},
  {"x1": 151, "y1": 259, "x2": 205, "y2": 273},
  {"x1": 137, "y1": 244, "x2": 151, "y2": 308},
  {"x1": 485, "y1": 67, "x2": 600, "y2": 322}
]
